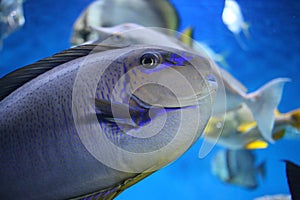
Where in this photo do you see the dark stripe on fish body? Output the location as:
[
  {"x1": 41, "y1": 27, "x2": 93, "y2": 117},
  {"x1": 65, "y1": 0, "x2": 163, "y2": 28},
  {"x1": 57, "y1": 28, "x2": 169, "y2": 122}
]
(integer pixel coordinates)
[
  {"x1": 0, "y1": 44, "x2": 123, "y2": 102},
  {"x1": 225, "y1": 150, "x2": 233, "y2": 181}
]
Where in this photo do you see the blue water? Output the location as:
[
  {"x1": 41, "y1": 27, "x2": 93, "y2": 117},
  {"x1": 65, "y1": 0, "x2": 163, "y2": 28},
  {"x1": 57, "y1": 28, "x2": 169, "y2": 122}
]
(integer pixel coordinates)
[{"x1": 0, "y1": 0, "x2": 299, "y2": 199}]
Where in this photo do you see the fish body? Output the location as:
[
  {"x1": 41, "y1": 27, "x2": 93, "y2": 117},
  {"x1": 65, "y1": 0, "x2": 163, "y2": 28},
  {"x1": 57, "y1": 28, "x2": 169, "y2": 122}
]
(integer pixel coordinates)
[
  {"x1": 204, "y1": 104, "x2": 300, "y2": 149},
  {"x1": 71, "y1": 0, "x2": 179, "y2": 45},
  {"x1": 0, "y1": 0, "x2": 25, "y2": 46},
  {"x1": 222, "y1": 0, "x2": 245, "y2": 35},
  {"x1": 211, "y1": 149, "x2": 265, "y2": 189},
  {"x1": 0, "y1": 44, "x2": 216, "y2": 199},
  {"x1": 222, "y1": 0, "x2": 250, "y2": 49},
  {"x1": 88, "y1": 23, "x2": 290, "y2": 143}
]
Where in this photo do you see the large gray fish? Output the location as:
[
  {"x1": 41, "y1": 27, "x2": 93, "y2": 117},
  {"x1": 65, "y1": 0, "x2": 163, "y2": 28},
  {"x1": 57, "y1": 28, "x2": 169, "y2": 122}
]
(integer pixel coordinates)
[
  {"x1": 211, "y1": 149, "x2": 265, "y2": 189},
  {"x1": 85, "y1": 23, "x2": 289, "y2": 146},
  {"x1": 71, "y1": 0, "x2": 179, "y2": 45},
  {"x1": 0, "y1": 0, "x2": 25, "y2": 47},
  {"x1": 0, "y1": 44, "x2": 217, "y2": 199}
]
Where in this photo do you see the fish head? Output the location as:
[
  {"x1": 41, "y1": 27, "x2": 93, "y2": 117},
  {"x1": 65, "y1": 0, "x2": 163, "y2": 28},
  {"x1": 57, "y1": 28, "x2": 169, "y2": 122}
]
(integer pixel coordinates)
[
  {"x1": 73, "y1": 44, "x2": 217, "y2": 173},
  {"x1": 121, "y1": 46, "x2": 218, "y2": 109}
]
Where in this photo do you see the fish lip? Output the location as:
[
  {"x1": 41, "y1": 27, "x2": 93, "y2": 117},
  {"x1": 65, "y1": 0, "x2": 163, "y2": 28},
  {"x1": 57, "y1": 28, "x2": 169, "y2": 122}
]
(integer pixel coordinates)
[{"x1": 131, "y1": 90, "x2": 214, "y2": 110}]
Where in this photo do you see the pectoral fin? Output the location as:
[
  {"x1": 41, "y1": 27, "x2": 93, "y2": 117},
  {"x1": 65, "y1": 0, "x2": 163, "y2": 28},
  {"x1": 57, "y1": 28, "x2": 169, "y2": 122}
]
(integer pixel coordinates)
[{"x1": 244, "y1": 140, "x2": 268, "y2": 149}]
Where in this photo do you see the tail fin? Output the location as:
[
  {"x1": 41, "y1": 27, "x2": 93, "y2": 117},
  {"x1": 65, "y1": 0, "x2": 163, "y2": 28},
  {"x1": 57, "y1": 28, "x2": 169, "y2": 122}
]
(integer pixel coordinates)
[
  {"x1": 257, "y1": 161, "x2": 266, "y2": 179},
  {"x1": 242, "y1": 22, "x2": 251, "y2": 39},
  {"x1": 287, "y1": 109, "x2": 300, "y2": 130},
  {"x1": 245, "y1": 78, "x2": 290, "y2": 143}
]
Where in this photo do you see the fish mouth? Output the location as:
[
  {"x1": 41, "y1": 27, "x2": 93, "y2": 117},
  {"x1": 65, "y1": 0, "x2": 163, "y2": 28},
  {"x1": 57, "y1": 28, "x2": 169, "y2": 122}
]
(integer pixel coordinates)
[{"x1": 130, "y1": 89, "x2": 215, "y2": 110}]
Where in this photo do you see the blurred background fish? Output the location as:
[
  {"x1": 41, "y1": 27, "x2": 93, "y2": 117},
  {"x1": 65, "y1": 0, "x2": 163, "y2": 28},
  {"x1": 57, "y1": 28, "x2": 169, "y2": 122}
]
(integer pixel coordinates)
[
  {"x1": 204, "y1": 105, "x2": 300, "y2": 150},
  {"x1": 0, "y1": 0, "x2": 25, "y2": 47},
  {"x1": 222, "y1": 0, "x2": 250, "y2": 49},
  {"x1": 211, "y1": 149, "x2": 265, "y2": 189},
  {"x1": 71, "y1": 0, "x2": 179, "y2": 45}
]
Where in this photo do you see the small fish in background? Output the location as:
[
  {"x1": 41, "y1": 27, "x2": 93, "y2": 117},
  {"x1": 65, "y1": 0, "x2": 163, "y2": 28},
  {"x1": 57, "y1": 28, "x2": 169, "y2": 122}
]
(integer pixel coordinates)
[
  {"x1": 0, "y1": 43, "x2": 217, "y2": 199},
  {"x1": 0, "y1": 0, "x2": 25, "y2": 47},
  {"x1": 204, "y1": 105, "x2": 300, "y2": 150},
  {"x1": 214, "y1": 69, "x2": 290, "y2": 144},
  {"x1": 211, "y1": 149, "x2": 265, "y2": 189},
  {"x1": 254, "y1": 161, "x2": 300, "y2": 200},
  {"x1": 85, "y1": 23, "x2": 290, "y2": 145},
  {"x1": 71, "y1": 0, "x2": 179, "y2": 45},
  {"x1": 222, "y1": 0, "x2": 250, "y2": 49}
]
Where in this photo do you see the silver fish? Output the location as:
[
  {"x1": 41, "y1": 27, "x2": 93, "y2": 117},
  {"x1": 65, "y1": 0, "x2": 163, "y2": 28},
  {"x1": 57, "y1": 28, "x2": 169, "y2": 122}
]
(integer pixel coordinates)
[
  {"x1": 71, "y1": 0, "x2": 179, "y2": 45},
  {"x1": 0, "y1": 44, "x2": 217, "y2": 199},
  {"x1": 211, "y1": 149, "x2": 265, "y2": 189},
  {"x1": 0, "y1": 0, "x2": 25, "y2": 47}
]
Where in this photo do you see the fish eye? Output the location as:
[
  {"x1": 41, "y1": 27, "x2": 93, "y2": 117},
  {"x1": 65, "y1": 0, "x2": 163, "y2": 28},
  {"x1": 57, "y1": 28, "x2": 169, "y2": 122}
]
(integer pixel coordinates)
[
  {"x1": 140, "y1": 52, "x2": 162, "y2": 69},
  {"x1": 112, "y1": 33, "x2": 124, "y2": 42}
]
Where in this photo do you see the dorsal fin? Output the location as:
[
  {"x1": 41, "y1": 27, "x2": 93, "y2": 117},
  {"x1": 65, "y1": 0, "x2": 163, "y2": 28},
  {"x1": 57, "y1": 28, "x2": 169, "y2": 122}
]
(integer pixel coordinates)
[{"x1": 0, "y1": 44, "x2": 122, "y2": 101}]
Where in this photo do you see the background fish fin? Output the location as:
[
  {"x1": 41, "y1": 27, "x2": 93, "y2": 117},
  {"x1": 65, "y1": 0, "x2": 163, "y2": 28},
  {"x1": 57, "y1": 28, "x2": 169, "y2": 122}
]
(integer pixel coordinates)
[
  {"x1": 0, "y1": 44, "x2": 122, "y2": 101},
  {"x1": 237, "y1": 121, "x2": 257, "y2": 133},
  {"x1": 242, "y1": 22, "x2": 251, "y2": 39},
  {"x1": 284, "y1": 160, "x2": 300, "y2": 200},
  {"x1": 274, "y1": 109, "x2": 281, "y2": 116},
  {"x1": 234, "y1": 33, "x2": 248, "y2": 51},
  {"x1": 178, "y1": 27, "x2": 194, "y2": 46},
  {"x1": 257, "y1": 161, "x2": 266, "y2": 178},
  {"x1": 216, "y1": 51, "x2": 231, "y2": 69},
  {"x1": 245, "y1": 140, "x2": 268, "y2": 149},
  {"x1": 153, "y1": 0, "x2": 180, "y2": 31},
  {"x1": 245, "y1": 78, "x2": 290, "y2": 143},
  {"x1": 288, "y1": 109, "x2": 300, "y2": 130},
  {"x1": 272, "y1": 129, "x2": 286, "y2": 141}
]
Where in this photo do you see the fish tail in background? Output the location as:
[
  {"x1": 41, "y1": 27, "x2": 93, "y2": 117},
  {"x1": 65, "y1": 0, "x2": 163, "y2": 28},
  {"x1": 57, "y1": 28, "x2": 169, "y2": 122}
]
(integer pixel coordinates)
[
  {"x1": 257, "y1": 161, "x2": 266, "y2": 179},
  {"x1": 242, "y1": 22, "x2": 251, "y2": 39},
  {"x1": 284, "y1": 161, "x2": 300, "y2": 200},
  {"x1": 245, "y1": 78, "x2": 291, "y2": 143},
  {"x1": 234, "y1": 33, "x2": 248, "y2": 51},
  {"x1": 217, "y1": 51, "x2": 231, "y2": 69},
  {"x1": 286, "y1": 109, "x2": 300, "y2": 130}
]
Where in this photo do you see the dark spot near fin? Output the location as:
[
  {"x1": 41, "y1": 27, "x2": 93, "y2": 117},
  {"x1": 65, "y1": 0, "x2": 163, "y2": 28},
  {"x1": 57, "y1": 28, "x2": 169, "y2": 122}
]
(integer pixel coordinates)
[{"x1": 284, "y1": 160, "x2": 300, "y2": 200}]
